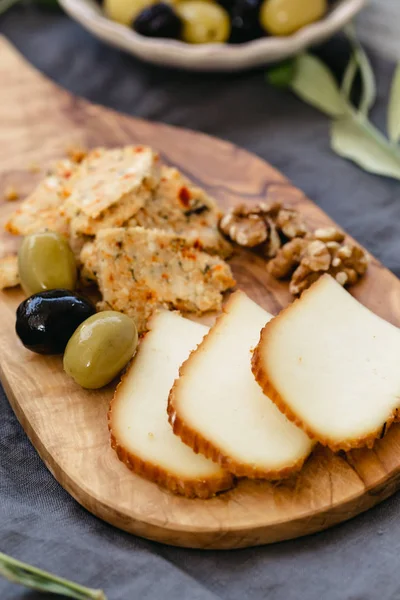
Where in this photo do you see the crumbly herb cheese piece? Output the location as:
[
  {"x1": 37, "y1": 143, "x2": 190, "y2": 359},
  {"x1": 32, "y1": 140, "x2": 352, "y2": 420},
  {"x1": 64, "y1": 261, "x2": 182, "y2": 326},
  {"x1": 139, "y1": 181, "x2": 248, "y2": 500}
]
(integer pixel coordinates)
[
  {"x1": 79, "y1": 167, "x2": 233, "y2": 284},
  {"x1": 129, "y1": 166, "x2": 232, "y2": 258},
  {"x1": 95, "y1": 226, "x2": 235, "y2": 332},
  {"x1": 0, "y1": 255, "x2": 20, "y2": 289},
  {"x1": 62, "y1": 146, "x2": 160, "y2": 236},
  {"x1": 79, "y1": 241, "x2": 97, "y2": 284},
  {"x1": 5, "y1": 159, "x2": 75, "y2": 237}
]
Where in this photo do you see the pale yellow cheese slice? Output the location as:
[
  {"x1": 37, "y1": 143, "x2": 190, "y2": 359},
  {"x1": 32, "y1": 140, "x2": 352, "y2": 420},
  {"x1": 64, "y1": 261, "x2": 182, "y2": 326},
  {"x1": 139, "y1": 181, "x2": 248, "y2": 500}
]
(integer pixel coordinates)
[
  {"x1": 109, "y1": 310, "x2": 233, "y2": 498},
  {"x1": 252, "y1": 274, "x2": 400, "y2": 451},
  {"x1": 168, "y1": 291, "x2": 313, "y2": 478}
]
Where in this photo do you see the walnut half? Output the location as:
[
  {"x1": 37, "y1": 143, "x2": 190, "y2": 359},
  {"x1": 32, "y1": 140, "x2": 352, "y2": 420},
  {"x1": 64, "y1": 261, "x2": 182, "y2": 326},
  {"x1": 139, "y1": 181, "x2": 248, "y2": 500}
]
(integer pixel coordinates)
[
  {"x1": 276, "y1": 208, "x2": 309, "y2": 239},
  {"x1": 267, "y1": 227, "x2": 369, "y2": 295},
  {"x1": 219, "y1": 202, "x2": 282, "y2": 258},
  {"x1": 267, "y1": 237, "x2": 308, "y2": 279},
  {"x1": 219, "y1": 206, "x2": 268, "y2": 248}
]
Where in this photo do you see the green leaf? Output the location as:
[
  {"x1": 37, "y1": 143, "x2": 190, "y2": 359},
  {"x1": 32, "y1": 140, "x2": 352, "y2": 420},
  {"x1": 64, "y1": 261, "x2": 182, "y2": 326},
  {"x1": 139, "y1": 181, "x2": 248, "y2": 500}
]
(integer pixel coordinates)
[
  {"x1": 266, "y1": 59, "x2": 296, "y2": 89},
  {"x1": 344, "y1": 24, "x2": 376, "y2": 116},
  {"x1": 341, "y1": 55, "x2": 358, "y2": 103},
  {"x1": 266, "y1": 31, "x2": 400, "y2": 182},
  {"x1": 387, "y1": 64, "x2": 400, "y2": 144},
  {"x1": 289, "y1": 54, "x2": 347, "y2": 118},
  {"x1": 331, "y1": 115, "x2": 400, "y2": 180},
  {"x1": 0, "y1": 552, "x2": 107, "y2": 600}
]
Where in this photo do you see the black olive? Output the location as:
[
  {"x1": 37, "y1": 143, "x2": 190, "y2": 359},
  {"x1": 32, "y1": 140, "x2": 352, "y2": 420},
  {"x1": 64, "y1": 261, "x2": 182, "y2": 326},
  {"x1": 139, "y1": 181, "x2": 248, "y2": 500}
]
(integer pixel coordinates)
[
  {"x1": 228, "y1": 0, "x2": 264, "y2": 44},
  {"x1": 133, "y1": 3, "x2": 182, "y2": 39},
  {"x1": 16, "y1": 289, "x2": 96, "y2": 355},
  {"x1": 215, "y1": 0, "x2": 235, "y2": 14}
]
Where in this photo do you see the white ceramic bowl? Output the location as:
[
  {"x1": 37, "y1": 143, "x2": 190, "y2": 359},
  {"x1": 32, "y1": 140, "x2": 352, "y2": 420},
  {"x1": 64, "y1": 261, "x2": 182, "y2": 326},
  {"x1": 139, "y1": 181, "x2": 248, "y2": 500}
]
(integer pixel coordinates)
[{"x1": 60, "y1": 0, "x2": 366, "y2": 71}]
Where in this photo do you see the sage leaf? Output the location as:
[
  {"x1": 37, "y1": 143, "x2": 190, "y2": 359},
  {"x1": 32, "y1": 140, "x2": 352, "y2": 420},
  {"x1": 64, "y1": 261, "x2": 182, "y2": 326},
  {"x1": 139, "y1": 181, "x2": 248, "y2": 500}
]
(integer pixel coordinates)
[
  {"x1": 331, "y1": 116, "x2": 400, "y2": 180},
  {"x1": 290, "y1": 54, "x2": 347, "y2": 118},
  {"x1": 266, "y1": 59, "x2": 296, "y2": 89},
  {"x1": 0, "y1": 552, "x2": 107, "y2": 600},
  {"x1": 345, "y1": 24, "x2": 376, "y2": 116},
  {"x1": 388, "y1": 64, "x2": 400, "y2": 143}
]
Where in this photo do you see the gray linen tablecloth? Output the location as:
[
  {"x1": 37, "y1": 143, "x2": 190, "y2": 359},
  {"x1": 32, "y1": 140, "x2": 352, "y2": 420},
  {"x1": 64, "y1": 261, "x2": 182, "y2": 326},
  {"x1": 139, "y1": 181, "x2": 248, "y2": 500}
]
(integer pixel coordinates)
[{"x1": 1, "y1": 7, "x2": 400, "y2": 600}]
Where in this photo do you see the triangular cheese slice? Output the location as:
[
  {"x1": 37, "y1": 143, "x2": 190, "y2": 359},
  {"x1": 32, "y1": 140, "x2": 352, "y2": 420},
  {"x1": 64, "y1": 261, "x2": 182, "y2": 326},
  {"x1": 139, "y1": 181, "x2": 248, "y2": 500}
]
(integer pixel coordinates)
[
  {"x1": 168, "y1": 291, "x2": 313, "y2": 478},
  {"x1": 252, "y1": 274, "x2": 400, "y2": 451},
  {"x1": 109, "y1": 311, "x2": 233, "y2": 498}
]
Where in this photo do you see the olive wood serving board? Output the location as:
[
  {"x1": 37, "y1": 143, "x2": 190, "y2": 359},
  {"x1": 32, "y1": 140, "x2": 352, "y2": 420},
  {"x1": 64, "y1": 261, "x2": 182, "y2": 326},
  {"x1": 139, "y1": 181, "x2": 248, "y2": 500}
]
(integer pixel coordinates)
[{"x1": 1, "y1": 36, "x2": 400, "y2": 550}]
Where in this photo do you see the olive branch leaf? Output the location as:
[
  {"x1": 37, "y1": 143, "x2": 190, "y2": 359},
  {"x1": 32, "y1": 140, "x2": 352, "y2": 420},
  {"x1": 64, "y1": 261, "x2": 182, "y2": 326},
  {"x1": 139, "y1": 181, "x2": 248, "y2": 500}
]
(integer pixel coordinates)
[
  {"x1": 387, "y1": 64, "x2": 400, "y2": 144},
  {"x1": 0, "y1": 551, "x2": 107, "y2": 599},
  {"x1": 267, "y1": 26, "x2": 400, "y2": 181}
]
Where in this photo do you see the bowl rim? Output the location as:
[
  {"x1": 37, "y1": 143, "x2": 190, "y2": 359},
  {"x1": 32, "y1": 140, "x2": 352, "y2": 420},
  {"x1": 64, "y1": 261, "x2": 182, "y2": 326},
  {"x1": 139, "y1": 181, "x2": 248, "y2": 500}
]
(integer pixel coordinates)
[{"x1": 60, "y1": 0, "x2": 367, "y2": 58}]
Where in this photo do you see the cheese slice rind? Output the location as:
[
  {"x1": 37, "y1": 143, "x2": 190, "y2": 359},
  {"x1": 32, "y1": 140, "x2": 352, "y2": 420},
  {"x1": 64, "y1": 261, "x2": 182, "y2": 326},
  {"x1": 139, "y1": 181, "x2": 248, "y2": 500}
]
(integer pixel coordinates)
[
  {"x1": 109, "y1": 310, "x2": 233, "y2": 498},
  {"x1": 168, "y1": 291, "x2": 313, "y2": 478},
  {"x1": 252, "y1": 274, "x2": 400, "y2": 451}
]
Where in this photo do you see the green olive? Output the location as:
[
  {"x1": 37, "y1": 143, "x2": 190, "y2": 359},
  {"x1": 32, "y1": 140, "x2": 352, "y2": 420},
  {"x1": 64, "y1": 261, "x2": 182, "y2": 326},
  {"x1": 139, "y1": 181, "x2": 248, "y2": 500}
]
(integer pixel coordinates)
[
  {"x1": 104, "y1": 0, "x2": 156, "y2": 26},
  {"x1": 18, "y1": 231, "x2": 77, "y2": 296},
  {"x1": 260, "y1": 0, "x2": 327, "y2": 36},
  {"x1": 176, "y1": 1, "x2": 230, "y2": 44},
  {"x1": 63, "y1": 311, "x2": 138, "y2": 389}
]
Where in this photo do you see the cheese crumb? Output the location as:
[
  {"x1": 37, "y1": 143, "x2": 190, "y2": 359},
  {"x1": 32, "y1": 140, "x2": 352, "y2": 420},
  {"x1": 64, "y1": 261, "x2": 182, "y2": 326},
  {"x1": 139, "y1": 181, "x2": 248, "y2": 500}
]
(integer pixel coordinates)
[
  {"x1": 27, "y1": 161, "x2": 41, "y2": 174},
  {"x1": 66, "y1": 145, "x2": 88, "y2": 164},
  {"x1": 4, "y1": 186, "x2": 19, "y2": 202}
]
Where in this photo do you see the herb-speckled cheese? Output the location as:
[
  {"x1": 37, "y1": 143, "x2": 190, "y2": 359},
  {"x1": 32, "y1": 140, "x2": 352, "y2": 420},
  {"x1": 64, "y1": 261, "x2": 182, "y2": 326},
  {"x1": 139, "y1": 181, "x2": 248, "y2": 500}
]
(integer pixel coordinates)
[
  {"x1": 95, "y1": 226, "x2": 236, "y2": 333},
  {"x1": 63, "y1": 146, "x2": 160, "y2": 236},
  {"x1": 0, "y1": 255, "x2": 20, "y2": 289},
  {"x1": 129, "y1": 166, "x2": 232, "y2": 258},
  {"x1": 5, "y1": 159, "x2": 75, "y2": 237}
]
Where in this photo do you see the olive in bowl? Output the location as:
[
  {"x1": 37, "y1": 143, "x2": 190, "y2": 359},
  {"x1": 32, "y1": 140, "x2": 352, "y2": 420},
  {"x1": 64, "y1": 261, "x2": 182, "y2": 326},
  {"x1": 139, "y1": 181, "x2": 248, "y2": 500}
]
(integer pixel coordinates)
[
  {"x1": 176, "y1": 1, "x2": 231, "y2": 44},
  {"x1": 260, "y1": 0, "x2": 327, "y2": 36},
  {"x1": 133, "y1": 3, "x2": 182, "y2": 38},
  {"x1": 18, "y1": 231, "x2": 77, "y2": 297},
  {"x1": 229, "y1": 0, "x2": 264, "y2": 44},
  {"x1": 16, "y1": 289, "x2": 96, "y2": 355},
  {"x1": 63, "y1": 311, "x2": 138, "y2": 389}
]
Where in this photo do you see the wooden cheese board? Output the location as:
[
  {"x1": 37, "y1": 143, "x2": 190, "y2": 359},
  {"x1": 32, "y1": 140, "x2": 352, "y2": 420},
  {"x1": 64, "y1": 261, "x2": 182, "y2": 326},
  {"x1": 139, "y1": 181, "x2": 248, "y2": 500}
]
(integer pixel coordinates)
[{"x1": 1, "y1": 36, "x2": 400, "y2": 550}]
